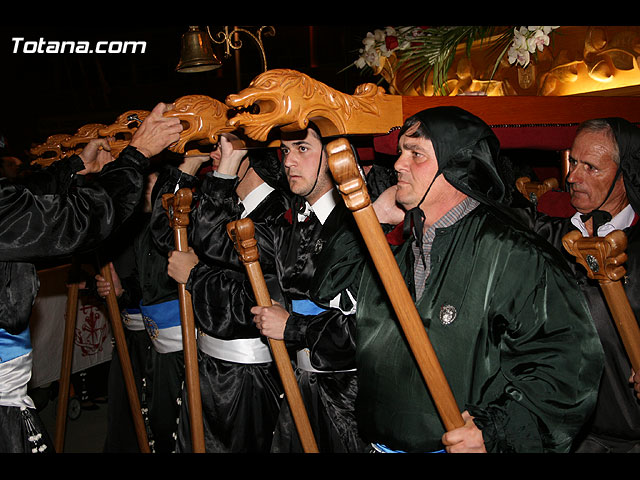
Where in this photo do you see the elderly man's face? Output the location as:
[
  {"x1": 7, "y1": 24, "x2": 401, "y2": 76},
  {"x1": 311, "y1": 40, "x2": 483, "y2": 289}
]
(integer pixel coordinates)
[{"x1": 567, "y1": 130, "x2": 627, "y2": 215}]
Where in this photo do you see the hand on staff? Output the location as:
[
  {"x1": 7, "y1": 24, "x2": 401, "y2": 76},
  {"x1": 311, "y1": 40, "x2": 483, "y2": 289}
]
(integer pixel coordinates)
[
  {"x1": 441, "y1": 410, "x2": 487, "y2": 453},
  {"x1": 372, "y1": 185, "x2": 405, "y2": 225},
  {"x1": 178, "y1": 154, "x2": 211, "y2": 176},
  {"x1": 216, "y1": 134, "x2": 248, "y2": 177},
  {"x1": 251, "y1": 302, "x2": 288, "y2": 340},
  {"x1": 167, "y1": 247, "x2": 199, "y2": 284},
  {"x1": 630, "y1": 370, "x2": 640, "y2": 400},
  {"x1": 78, "y1": 137, "x2": 115, "y2": 175},
  {"x1": 94, "y1": 262, "x2": 123, "y2": 298},
  {"x1": 129, "y1": 102, "x2": 183, "y2": 158}
]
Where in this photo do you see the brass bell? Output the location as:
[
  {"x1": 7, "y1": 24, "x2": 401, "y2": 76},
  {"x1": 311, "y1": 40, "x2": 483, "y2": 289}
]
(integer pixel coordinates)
[{"x1": 176, "y1": 26, "x2": 222, "y2": 73}]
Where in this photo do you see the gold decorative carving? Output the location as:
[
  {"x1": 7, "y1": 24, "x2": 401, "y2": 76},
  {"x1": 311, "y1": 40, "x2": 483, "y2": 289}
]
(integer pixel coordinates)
[
  {"x1": 99, "y1": 110, "x2": 150, "y2": 158},
  {"x1": 30, "y1": 133, "x2": 73, "y2": 167},
  {"x1": 373, "y1": 43, "x2": 515, "y2": 96},
  {"x1": 515, "y1": 176, "x2": 559, "y2": 204},
  {"x1": 226, "y1": 68, "x2": 403, "y2": 141},
  {"x1": 373, "y1": 26, "x2": 640, "y2": 97},
  {"x1": 163, "y1": 94, "x2": 234, "y2": 156},
  {"x1": 61, "y1": 123, "x2": 107, "y2": 154},
  {"x1": 563, "y1": 229, "x2": 640, "y2": 371},
  {"x1": 539, "y1": 26, "x2": 640, "y2": 96}
]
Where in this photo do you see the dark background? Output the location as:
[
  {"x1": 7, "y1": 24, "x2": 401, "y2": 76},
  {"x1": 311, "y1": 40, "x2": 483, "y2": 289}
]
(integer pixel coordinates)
[{"x1": 0, "y1": 24, "x2": 379, "y2": 158}]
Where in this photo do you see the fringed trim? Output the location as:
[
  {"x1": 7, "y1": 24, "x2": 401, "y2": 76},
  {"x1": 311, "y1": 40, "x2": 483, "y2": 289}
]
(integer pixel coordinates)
[{"x1": 20, "y1": 406, "x2": 48, "y2": 453}]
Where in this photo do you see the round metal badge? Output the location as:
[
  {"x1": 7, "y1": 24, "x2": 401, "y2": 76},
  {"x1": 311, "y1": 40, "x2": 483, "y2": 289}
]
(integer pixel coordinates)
[{"x1": 439, "y1": 304, "x2": 457, "y2": 325}]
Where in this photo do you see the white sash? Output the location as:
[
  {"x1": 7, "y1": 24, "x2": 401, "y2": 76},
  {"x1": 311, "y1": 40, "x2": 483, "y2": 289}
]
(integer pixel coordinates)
[
  {"x1": 151, "y1": 325, "x2": 185, "y2": 354},
  {"x1": 0, "y1": 352, "x2": 35, "y2": 408},
  {"x1": 296, "y1": 348, "x2": 356, "y2": 373},
  {"x1": 121, "y1": 311, "x2": 145, "y2": 331},
  {"x1": 198, "y1": 333, "x2": 272, "y2": 364}
]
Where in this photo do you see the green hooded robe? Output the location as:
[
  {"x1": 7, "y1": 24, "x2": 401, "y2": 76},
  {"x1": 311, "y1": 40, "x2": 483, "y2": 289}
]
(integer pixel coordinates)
[{"x1": 314, "y1": 106, "x2": 604, "y2": 453}]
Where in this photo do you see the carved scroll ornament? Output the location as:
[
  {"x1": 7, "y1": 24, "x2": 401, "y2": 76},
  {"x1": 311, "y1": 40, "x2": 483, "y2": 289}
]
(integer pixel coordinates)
[
  {"x1": 30, "y1": 133, "x2": 73, "y2": 167},
  {"x1": 61, "y1": 123, "x2": 107, "y2": 154},
  {"x1": 563, "y1": 229, "x2": 640, "y2": 371},
  {"x1": 515, "y1": 176, "x2": 560, "y2": 204},
  {"x1": 226, "y1": 68, "x2": 403, "y2": 141},
  {"x1": 163, "y1": 94, "x2": 235, "y2": 156},
  {"x1": 98, "y1": 110, "x2": 150, "y2": 159}
]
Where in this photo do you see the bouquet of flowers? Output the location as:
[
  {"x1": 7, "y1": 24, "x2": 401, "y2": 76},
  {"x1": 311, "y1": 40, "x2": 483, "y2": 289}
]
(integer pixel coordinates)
[{"x1": 353, "y1": 26, "x2": 559, "y2": 94}]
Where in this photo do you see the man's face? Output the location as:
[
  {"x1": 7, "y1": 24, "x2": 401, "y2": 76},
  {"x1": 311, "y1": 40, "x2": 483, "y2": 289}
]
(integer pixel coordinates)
[
  {"x1": 280, "y1": 128, "x2": 332, "y2": 203},
  {"x1": 567, "y1": 130, "x2": 627, "y2": 215},
  {"x1": 394, "y1": 133, "x2": 443, "y2": 211}
]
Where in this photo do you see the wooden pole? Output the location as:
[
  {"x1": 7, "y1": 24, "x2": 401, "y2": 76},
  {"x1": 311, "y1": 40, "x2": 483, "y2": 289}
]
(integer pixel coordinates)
[
  {"x1": 161, "y1": 188, "x2": 206, "y2": 453},
  {"x1": 227, "y1": 218, "x2": 319, "y2": 453},
  {"x1": 99, "y1": 260, "x2": 151, "y2": 452},
  {"x1": 563, "y1": 229, "x2": 640, "y2": 371},
  {"x1": 326, "y1": 138, "x2": 464, "y2": 432},
  {"x1": 54, "y1": 270, "x2": 79, "y2": 452}
]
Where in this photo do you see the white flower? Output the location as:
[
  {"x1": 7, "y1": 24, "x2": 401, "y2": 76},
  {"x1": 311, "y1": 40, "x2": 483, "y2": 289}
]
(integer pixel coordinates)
[
  {"x1": 362, "y1": 32, "x2": 376, "y2": 48},
  {"x1": 353, "y1": 26, "x2": 559, "y2": 71},
  {"x1": 373, "y1": 29, "x2": 386, "y2": 43},
  {"x1": 512, "y1": 27, "x2": 527, "y2": 49},
  {"x1": 507, "y1": 26, "x2": 558, "y2": 67},
  {"x1": 384, "y1": 26, "x2": 397, "y2": 37},
  {"x1": 531, "y1": 29, "x2": 551, "y2": 52},
  {"x1": 380, "y1": 47, "x2": 394, "y2": 58},
  {"x1": 508, "y1": 44, "x2": 531, "y2": 67}
]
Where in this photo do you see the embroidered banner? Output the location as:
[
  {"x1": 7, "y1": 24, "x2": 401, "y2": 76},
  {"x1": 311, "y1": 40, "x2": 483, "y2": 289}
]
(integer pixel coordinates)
[{"x1": 28, "y1": 264, "x2": 113, "y2": 389}]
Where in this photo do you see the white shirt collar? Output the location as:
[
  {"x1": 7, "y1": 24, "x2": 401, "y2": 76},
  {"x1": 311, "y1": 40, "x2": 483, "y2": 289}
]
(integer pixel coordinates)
[
  {"x1": 240, "y1": 182, "x2": 274, "y2": 218},
  {"x1": 570, "y1": 203, "x2": 636, "y2": 237},
  {"x1": 297, "y1": 188, "x2": 340, "y2": 225}
]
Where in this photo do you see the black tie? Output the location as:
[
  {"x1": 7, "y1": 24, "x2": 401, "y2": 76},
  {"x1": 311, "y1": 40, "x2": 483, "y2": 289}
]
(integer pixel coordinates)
[
  {"x1": 402, "y1": 172, "x2": 440, "y2": 267},
  {"x1": 577, "y1": 167, "x2": 621, "y2": 236},
  {"x1": 580, "y1": 210, "x2": 612, "y2": 236}
]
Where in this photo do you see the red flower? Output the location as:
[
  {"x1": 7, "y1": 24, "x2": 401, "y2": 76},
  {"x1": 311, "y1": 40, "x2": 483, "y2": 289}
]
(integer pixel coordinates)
[{"x1": 385, "y1": 36, "x2": 398, "y2": 51}]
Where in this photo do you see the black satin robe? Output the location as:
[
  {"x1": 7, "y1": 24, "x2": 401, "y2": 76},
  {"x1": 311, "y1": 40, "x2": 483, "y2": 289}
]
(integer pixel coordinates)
[
  {"x1": 0, "y1": 146, "x2": 148, "y2": 334},
  {"x1": 0, "y1": 147, "x2": 148, "y2": 453},
  {"x1": 152, "y1": 167, "x2": 286, "y2": 453},
  {"x1": 270, "y1": 197, "x2": 368, "y2": 453},
  {"x1": 529, "y1": 213, "x2": 640, "y2": 451}
]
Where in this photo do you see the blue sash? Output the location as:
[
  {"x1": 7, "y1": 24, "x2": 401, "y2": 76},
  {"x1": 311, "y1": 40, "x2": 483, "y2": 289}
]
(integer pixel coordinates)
[
  {"x1": 140, "y1": 300, "x2": 181, "y2": 330},
  {"x1": 291, "y1": 299, "x2": 326, "y2": 316},
  {"x1": 373, "y1": 443, "x2": 445, "y2": 453},
  {"x1": 0, "y1": 327, "x2": 32, "y2": 364}
]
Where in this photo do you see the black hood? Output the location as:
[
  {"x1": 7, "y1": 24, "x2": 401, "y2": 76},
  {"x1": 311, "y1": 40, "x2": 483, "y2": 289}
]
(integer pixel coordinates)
[
  {"x1": 249, "y1": 148, "x2": 290, "y2": 193},
  {"x1": 601, "y1": 117, "x2": 640, "y2": 214},
  {"x1": 412, "y1": 106, "x2": 505, "y2": 207}
]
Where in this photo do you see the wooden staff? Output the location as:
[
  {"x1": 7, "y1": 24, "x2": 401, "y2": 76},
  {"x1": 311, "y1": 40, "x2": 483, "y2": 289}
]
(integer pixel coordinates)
[
  {"x1": 99, "y1": 259, "x2": 151, "y2": 453},
  {"x1": 326, "y1": 138, "x2": 464, "y2": 432},
  {"x1": 161, "y1": 188, "x2": 206, "y2": 453},
  {"x1": 563, "y1": 229, "x2": 640, "y2": 371},
  {"x1": 226, "y1": 218, "x2": 319, "y2": 453},
  {"x1": 54, "y1": 263, "x2": 80, "y2": 452}
]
